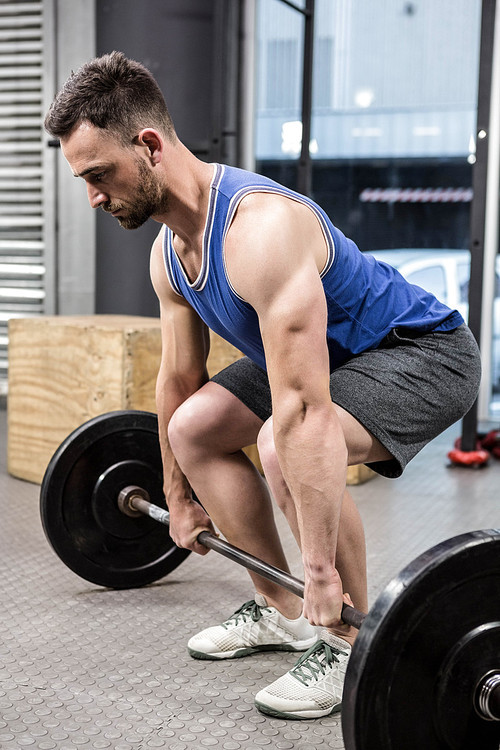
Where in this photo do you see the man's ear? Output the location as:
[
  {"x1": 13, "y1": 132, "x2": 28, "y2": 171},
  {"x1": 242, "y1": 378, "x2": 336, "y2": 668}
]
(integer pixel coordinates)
[{"x1": 136, "y1": 128, "x2": 163, "y2": 165}]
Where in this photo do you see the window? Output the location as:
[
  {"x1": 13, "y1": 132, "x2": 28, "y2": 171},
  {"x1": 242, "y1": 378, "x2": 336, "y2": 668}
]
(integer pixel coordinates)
[
  {"x1": 458, "y1": 261, "x2": 470, "y2": 305},
  {"x1": 266, "y1": 39, "x2": 300, "y2": 110}
]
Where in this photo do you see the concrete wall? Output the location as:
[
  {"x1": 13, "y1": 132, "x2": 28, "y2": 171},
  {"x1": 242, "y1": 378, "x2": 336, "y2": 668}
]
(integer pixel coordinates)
[{"x1": 94, "y1": 0, "x2": 240, "y2": 315}]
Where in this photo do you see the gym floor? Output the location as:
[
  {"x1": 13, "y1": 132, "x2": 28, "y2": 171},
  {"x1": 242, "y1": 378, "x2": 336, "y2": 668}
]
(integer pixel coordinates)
[{"x1": 1, "y1": 407, "x2": 499, "y2": 750}]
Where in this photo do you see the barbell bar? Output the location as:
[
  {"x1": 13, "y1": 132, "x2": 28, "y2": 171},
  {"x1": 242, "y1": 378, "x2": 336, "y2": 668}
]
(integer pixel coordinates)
[
  {"x1": 117, "y1": 484, "x2": 365, "y2": 631},
  {"x1": 40, "y1": 410, "x2": 500, "y2": 749}
]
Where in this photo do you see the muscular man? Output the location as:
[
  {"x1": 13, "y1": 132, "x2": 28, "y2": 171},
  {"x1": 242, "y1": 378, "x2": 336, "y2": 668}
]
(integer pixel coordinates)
[{"x1": 45, "y1": 52, "x2": 481, "y2": 720}]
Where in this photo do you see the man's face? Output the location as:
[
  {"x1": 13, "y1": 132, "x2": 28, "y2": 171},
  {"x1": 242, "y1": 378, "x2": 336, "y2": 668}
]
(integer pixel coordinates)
[{"x1": 61, "y1": 122, "x2": 168, "y2": 229}]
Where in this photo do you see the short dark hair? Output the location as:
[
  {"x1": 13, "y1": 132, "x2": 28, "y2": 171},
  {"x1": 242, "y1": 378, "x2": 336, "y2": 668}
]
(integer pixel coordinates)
[{"x1": 44, "y1": 51, "x2": 176, "y2": 144}]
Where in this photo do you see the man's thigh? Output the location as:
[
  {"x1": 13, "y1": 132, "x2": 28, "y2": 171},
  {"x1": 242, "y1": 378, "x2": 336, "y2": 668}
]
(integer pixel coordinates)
[
  {"x1": 190, "y1": 380, "x2": 264, "y2": 451},
  {"x1": 210, "y1": 325, "x2": 480, "y2": 478},
  {"x1": 332, "y1": 404, "x2": 392, "y2": 466},
  {"x1": 211, "y1": 357, "x2": 272, "y2": 422},
  {"x1": 330, "y1": 324, "x2": 481, "y2": 478},
  {"x1": 211, "y1": 356, "x2": 390, "y2": 466}
]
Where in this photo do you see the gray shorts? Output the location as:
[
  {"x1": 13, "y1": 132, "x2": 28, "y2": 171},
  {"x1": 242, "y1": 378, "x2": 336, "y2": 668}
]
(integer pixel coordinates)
[{"x1": 211, "y1": 324, "x2": 481, "y2": 478}]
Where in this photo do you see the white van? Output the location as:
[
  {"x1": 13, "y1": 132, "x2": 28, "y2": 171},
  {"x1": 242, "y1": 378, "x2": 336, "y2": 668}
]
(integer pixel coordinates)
[{"x1": 365, "y1": 249, "x2": 500, "y2": 392}]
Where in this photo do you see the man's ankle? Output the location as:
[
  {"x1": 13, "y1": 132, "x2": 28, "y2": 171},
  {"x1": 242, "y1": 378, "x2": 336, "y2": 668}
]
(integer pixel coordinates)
[
  {"x1": 322, "y1": 628, "x2": 356, "y2": 649},
  {"x1": 256, "y1": 592, "x2": 303, "y2": 620}
]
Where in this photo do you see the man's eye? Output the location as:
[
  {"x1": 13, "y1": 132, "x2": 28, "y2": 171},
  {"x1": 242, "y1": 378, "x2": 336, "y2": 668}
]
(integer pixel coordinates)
[{"x1": 94, "y1": 172, "x2": 105, "y2": 182}]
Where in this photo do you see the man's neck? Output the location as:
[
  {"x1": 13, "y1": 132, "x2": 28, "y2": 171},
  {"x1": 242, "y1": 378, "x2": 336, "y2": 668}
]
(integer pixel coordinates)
[{"x1": 153, "y1": 142, "x2": 215, "y2": 244}]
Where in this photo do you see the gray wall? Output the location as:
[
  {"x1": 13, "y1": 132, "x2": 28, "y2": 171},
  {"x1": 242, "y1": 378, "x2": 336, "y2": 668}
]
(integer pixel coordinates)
[
  {"x1": 49, "y1": 0, "x2": 97, "y2": 316},
  {"x1": 94, "y1": 0, "x2": 241, "y2": 315}
]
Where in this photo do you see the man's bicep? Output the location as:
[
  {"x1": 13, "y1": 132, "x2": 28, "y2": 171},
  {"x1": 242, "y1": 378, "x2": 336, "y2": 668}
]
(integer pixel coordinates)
[
  {"x1": 159, "y1": 299, "x2": 209, "y2": 376},
  {"x1": 258, "y1": 264, "x2": 332, "y2": 406}
]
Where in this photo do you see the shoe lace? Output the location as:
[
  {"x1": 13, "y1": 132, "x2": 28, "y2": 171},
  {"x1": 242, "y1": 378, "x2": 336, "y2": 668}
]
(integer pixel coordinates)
[
  {"x1": 223, "y1": 599, "x2": 267, "y2": 628},
  {"x1": 291, "y1": 640, "x2": 348, "y2": 686}
]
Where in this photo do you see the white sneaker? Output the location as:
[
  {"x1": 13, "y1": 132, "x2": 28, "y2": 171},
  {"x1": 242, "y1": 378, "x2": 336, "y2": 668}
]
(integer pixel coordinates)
[
  {"x1": 187, "y1": 594, "x2": 318, "y2": 660},
  {"x1": 254, "y1": 631, "x2": 351, "y2": 719}
]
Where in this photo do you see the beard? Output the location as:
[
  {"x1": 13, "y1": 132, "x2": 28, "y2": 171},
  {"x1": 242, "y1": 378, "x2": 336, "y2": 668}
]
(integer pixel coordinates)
[{"x1": 104, "y1": 158, "x2": 169, "y2": 230}]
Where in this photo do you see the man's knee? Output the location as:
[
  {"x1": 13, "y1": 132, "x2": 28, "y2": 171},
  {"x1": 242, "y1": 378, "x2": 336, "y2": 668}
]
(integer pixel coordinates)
[
  {"x1": 167, "y1": 385, "x2": 226, "y2": 456},
  {"x1": 257, "y1": 420, "x2": 287, "y2": 497},
  {"x1": 257, "y1": 420, "x2": 296, "y2": 513},
  {"x1": 167, "y1": 393, "x2": 208, "y2": 460},
  {"x1": 168, "y1": 381, "x2": 263, "y2": 462},
  {"x1": 257, "y1": 418, "x2": 276, "y2": 473}
]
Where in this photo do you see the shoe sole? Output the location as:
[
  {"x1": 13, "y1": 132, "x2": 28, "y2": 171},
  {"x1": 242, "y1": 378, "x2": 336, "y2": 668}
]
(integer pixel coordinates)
[
  {"x1": 188, "y1": 637, "x2": 318, "y2": 661},
  {"x1": 254, "y1": 699, "x2": 342, "y2": 720}
]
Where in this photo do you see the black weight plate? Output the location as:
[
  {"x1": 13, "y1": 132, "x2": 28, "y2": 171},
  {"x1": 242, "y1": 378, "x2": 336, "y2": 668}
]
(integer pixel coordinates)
[
  {"x1": 342, "y1": 529, "x2": 500, "y2": 750},
  {"x1": 436, "y1": 621, "x2": 500, "y2": 746},
  {"x1": 40, "y1": 410, "x2": 191, "y2": 589}
]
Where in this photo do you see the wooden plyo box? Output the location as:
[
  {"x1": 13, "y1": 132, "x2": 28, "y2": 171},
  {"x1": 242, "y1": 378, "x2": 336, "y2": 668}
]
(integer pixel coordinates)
[
  {"x1": 7, "y1": 315, "x2": 261, "y2": 484},
  {"x1": 8, "y1": 316, "x2": 164, "y2": 484},
  {"x1": 346, "y1": 463, "x2": 376, "y2": 485},
  {"x1": 7, "y1": 314, "x2": 375, "y2": 487}
]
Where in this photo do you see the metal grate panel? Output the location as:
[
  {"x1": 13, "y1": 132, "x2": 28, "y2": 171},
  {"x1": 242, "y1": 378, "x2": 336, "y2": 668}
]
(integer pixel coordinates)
[{"x1": 0, "y1": 0, "x2": 45, "y2": 394}]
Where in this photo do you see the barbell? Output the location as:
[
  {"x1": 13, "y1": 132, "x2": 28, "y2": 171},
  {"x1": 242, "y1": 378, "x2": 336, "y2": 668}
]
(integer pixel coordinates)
[{"x1": 39, "y1": 410, "x2": 500, "y2": 750}]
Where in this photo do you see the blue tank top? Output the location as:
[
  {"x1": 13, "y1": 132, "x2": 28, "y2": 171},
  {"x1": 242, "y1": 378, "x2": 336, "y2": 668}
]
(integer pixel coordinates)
[{"x1": 163, "y1": 164, "x2": 463, "y2": 372}]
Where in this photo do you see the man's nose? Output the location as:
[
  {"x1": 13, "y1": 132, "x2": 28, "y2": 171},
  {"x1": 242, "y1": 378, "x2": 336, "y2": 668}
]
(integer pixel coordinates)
[{"x1": 87, "y1": 183, "x2": 108, "y2": 209}]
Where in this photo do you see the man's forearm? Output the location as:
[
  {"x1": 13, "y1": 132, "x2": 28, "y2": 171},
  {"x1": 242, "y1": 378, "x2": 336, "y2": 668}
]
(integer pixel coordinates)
[
  {"x1": 155, "y1": 367, "x2": 217, "y2": 555},
  {"x1": 274, "y1": 403, "x2": 347, "y2": 575},
  {"x1": 274, "y1": 404, "x2": 349, "y2": 627}
]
